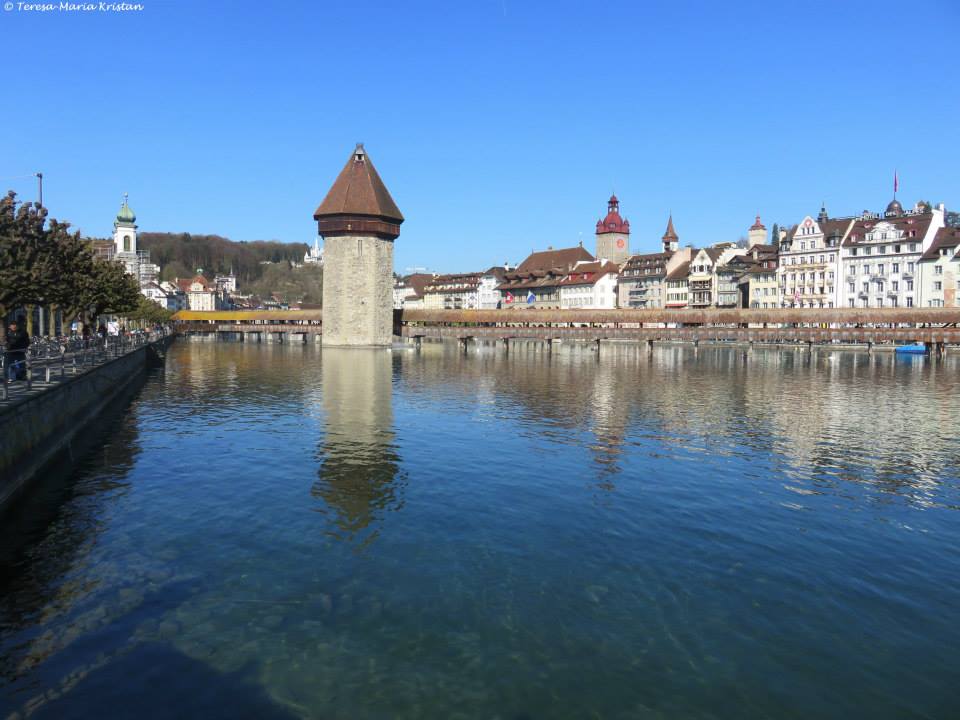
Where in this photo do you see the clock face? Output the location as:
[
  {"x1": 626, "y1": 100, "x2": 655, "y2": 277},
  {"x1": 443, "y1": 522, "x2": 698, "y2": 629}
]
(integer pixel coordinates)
[{"x1": 616, "y1": 238, "x2": 625, "y2": 249}]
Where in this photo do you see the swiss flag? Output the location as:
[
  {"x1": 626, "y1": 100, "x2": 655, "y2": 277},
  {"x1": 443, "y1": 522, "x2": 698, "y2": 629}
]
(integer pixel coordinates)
[{"x1": 505, "y1": 292, "x2": 514, "y2": 304}]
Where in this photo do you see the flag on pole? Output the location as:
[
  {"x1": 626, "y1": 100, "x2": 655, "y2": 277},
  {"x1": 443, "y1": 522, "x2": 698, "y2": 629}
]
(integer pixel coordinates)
[
  {"x1": 526, "y1": 290, "x2": 535, "y2": 304},
  {"x1": 505, "y1": 292, "x2": 514, "y2": 304},
  {"x1": 894, "y1": 169, "x2": 899, "y2": 195}
]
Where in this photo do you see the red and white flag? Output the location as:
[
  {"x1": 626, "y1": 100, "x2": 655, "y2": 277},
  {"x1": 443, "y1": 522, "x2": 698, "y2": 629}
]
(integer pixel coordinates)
[{"x1": 505, "y1": 292, "x2": 514, "y2": 304}]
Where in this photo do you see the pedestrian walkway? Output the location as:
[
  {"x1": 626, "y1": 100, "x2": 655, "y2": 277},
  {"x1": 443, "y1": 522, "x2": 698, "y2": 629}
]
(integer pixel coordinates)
[{"x1": 0, "y1": 333, "x2": 166, "y2": 412}]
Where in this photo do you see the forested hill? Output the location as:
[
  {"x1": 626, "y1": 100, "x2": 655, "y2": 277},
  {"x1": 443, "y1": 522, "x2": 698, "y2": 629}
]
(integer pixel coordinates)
[{"x1": 137, "y1": 232, "x2": 310, "y2": 282}]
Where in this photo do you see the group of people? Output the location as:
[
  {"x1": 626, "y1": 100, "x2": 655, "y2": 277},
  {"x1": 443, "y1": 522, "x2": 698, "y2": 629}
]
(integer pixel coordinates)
[{"x1": 2, "y1": 318, "x2": 115, "y2": 382}]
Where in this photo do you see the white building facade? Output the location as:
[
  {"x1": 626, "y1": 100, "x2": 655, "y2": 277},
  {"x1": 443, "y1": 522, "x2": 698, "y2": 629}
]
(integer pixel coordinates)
[{"x1": 840, "y1": 202, "x2": 944, "y2": 309}]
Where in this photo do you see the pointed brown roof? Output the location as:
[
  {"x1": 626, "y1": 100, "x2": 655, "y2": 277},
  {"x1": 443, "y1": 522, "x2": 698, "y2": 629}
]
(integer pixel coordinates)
[
  {"x1": 662, "y1": 214, "x2": 678, "y2": 241},
  {"x1": 314, "y1": 144, "x2": 404, "y2": 239}
]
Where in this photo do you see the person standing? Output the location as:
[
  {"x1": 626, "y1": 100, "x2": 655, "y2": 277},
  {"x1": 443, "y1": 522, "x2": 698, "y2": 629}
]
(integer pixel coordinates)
[{"x1": 4, "y1": 318, "x2": 29, "y2": 381}]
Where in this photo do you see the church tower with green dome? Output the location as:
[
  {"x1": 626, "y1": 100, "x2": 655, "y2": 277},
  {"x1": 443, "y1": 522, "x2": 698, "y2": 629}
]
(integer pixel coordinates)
[{"x1": 113, "y1": 193, "x2": 138, "y2": 257}]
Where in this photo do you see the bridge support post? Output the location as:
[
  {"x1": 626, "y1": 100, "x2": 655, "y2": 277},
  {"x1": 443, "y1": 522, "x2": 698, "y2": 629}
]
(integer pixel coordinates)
[
  {"x1": 414, "y1": 335, "x2": 422, "y2": 351},
  {"x1": 459, "y1": 336, "x2": 471, "y2": 353},
  {"x1": 807, "y1": 340, "x2": 813, "y2": 352},
  {"x1": 501, "y1": 337, "x2": 509, "y2": 354},
  {"x1": 594, "y1": 338, "x2": 601, "y2": 354},
  {"x1": 646, "y1": 339, "x2": 654, "y2": 354},
  {"x1": 866, "y1": 341, "x2": 873, "y2": 354}
]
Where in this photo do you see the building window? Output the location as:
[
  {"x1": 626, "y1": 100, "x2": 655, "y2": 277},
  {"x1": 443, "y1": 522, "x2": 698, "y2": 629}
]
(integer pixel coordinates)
[
  {"x1": 893, "y1": 263, "x2": 899, "y2": 273},
  {"x1": 906, "y1": 297, "x2": 913, "y2": 307},
  {"x1": 123, "y1": 235, "x2": 131, "y2": 252},
  {"x1": 935, "y1": 265, "x2": 944, "y2": 275},
  {"x1": 934, "y1": 281, "x2": 943, "y2": 291},
  {"x1": 906, "y1": 280, "x2": 914, "y2": 291},
  {"x1": 892, "y1": 281, "x2": 899, "y2": 291},
  {"x1": 851, "y1": 248, "x2": 858, "y2": 256}
]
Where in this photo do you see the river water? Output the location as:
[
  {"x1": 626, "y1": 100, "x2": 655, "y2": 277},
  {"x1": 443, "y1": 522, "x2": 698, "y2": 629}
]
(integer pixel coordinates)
[{"x1": 1, "y1": 340, "x2": 959, "y2": 719}]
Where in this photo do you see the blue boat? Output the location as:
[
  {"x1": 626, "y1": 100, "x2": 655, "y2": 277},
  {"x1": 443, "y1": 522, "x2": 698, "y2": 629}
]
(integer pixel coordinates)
[{"x1": 895, "y1": 343, "x2": 928, "y2": 355}]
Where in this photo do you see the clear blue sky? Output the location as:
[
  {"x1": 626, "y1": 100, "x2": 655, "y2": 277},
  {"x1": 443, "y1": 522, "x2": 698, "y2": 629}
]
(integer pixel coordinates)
[{"x1": 2, "y1": 0, "x2": 958, "y2": 273}]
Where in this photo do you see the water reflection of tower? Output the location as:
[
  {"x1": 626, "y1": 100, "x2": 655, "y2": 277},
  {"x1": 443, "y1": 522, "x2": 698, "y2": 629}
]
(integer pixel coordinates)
[
  {"x1": 588, "y1": 351, "x2": 632, "y2": 487},
  {"x1": 312, "y1": 349, "x2": 404, "y2": 546}
]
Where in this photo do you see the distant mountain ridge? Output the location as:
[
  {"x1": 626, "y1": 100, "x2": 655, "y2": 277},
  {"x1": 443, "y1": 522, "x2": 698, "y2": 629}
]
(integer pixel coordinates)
[{"x1": 137, "y1": 232, "x2": 310, "y2": 282}]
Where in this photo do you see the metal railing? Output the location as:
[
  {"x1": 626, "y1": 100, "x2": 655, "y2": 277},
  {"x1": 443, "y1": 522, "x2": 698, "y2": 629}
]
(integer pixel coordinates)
[{"x1": 1, "y1": 330, "x2": 166, "y2": 402}]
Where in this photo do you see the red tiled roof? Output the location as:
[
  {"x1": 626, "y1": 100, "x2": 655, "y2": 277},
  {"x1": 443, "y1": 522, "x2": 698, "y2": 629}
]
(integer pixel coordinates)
[
  {"x1": 666, "y1": 261, "x2": 691, "y2": 281},
  {"x1": 921, "y1": 226, "x2": 960, "y2": 261},
  {"x1": 558, "y1": 260, "x2": 618, "y2": 286},
  {"x1": 844, "y1": 212, "x2": 934, "y2": 247},
  {"x1": 516, "y1": 246, "x2": 594, "y2": 273},
  {"x1": 314, "y1": 144, "x2": 403, "y2": 222}
]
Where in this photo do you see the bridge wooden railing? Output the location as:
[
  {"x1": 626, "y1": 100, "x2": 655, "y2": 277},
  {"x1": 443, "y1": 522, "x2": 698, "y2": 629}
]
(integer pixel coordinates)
[{"x1": 173, "y1": 308, "x2": 960, "y2": 345}]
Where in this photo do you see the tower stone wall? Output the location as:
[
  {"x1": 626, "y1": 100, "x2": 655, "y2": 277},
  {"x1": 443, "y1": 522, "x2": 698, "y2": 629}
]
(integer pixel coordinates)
[
  {"x1": 321, "y1": 235, "x2": 394, "y2": 346},
  {"x1": 314, "y1": 144, "x2": 403, "y2": 347},
  {"x1": 596, "y1": 232, "x2": 630, "y2": 263}
]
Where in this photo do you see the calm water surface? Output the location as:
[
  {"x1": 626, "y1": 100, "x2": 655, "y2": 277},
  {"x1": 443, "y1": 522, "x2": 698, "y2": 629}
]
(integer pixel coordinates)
[{"x1": 2, "y1": 341, "x2": 959, "y2": 719}]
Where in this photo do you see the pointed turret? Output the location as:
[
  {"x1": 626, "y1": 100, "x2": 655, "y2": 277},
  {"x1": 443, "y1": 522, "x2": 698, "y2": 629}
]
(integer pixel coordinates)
[
  {"x1": 662, "y1": 214, "x2": 678, "y2": 253},
  {"x1": 314, "y1": 144, "x2": 404, "y2": 240}
]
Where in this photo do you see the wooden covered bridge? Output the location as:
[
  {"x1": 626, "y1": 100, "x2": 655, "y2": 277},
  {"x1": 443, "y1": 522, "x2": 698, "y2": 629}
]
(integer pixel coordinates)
[{"x1": 173, "y1": 308, "x2": 960, "y2": 353}]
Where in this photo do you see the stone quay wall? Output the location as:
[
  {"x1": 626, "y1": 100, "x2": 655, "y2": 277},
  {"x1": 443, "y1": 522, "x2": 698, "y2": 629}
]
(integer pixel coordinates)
[
  {"x1": 0, "y1": 336, "x2": 175, "y2": 514},
  {"x1": 321, "y1": 235, "x2": 394, "y2": 346}
]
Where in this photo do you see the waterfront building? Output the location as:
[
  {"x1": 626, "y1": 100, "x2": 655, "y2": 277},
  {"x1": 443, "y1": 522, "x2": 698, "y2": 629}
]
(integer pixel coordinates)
[
  {"x1": 177, "y1": 275, "x2": 220, "y2": 311},
  {"x1": 777, "y1": 205, "x2": 850, "y2": 308},
  {"x1": 595, "y1": 195, "x2": 631, "y2": 264},
  {"x1": 558, "y1": 259, "x2": 619, "y2": 309},
  {"x1": 160, "y1": 281, "x2": 188, "y2": 311},
  {"x1": 393, "y1": 273, "x2": 434, "y2": 310},
  {"x1": 423, "y1": 272, "x2": 484, "y2": 310},
  {"x1": 497, "y1": 246, "x2": 593, "y2": 308},
  {"x1": 140, "y1": 281, "x2": 169, "y2": 308},
  {"x1": 314, "y1": 144, "x2": 403, "y2": 346},
  {"x1": 728, "y1": 244, "x2": 779, "y2": 308},
  {"x1": 665, "y1": 260, "x2": 691, "y2": 308},
  {"x1": 215, "y1": 273, "x2": 237, "y2": 294},
  {"x1": 617, "y1": 215, "x2": 687, "y2": 309},
  {"x1": 303, "y1": 236, "x2": 323, "y2": 265},
  {"x1": 478, "y1": 266, "x2": 510, "y2": 308},
  {"x1": 918, "y1": 225, "x2": 960, "y2": 307},
  {"x1": 840, "y1": 201, "x2": 944, "y2": 308},
  {"x1": 688, "y1": 243, "x2": 747, "y2": 308}
]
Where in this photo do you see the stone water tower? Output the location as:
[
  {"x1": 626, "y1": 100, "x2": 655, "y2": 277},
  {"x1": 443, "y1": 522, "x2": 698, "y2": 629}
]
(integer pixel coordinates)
[{"x1": 314, "y1": 144, "x2": 404, "y2": 346}]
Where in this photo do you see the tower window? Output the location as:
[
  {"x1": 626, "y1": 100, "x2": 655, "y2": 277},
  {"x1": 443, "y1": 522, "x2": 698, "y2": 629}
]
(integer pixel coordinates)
[{"x1": 123, "y1": 235, "x2": 131, "y2": 252}]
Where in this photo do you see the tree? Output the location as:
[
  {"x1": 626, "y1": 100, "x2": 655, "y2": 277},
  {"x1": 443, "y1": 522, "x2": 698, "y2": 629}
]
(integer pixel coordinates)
[
  {"x1": 771, "y1": 223, "x2": 780, "y2": 247},
  {"x1": 80, "y1": 259, "x2": 142, "y2": 321},
  {"x1": 126, "y1": 294, "x2": 174, "y2": 325}
]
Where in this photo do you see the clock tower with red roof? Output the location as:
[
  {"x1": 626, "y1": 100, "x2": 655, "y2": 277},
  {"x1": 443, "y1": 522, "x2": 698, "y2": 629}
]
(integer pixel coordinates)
[{"x1": 595, "y1": 195, "x2": 630, "y2": 264}]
